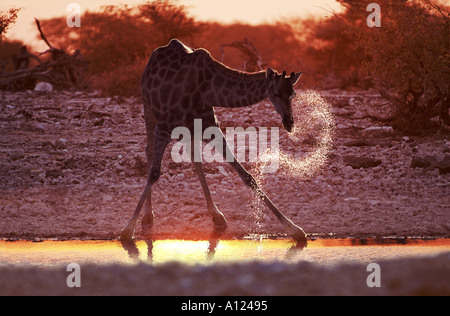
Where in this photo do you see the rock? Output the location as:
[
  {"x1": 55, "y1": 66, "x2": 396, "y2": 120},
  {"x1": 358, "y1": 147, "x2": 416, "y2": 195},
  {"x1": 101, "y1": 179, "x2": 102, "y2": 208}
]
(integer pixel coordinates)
[
  {"x1": 344, "y1": 156, "x2": 382, "y2": 169},
  {"x1": 344, "y1": 139, "x2": 375, "y2": 147},
  {"x1": 410, "y1": 157, "x2": 431, "y2": 169},
  {"x1": 45, "y1": 169, "x2": 63, "y2": 178},
  {"x1": 9, "y1": 150, "x2": 25, "y2": 161},
  {"x1": 410, "y1": 155, "x2": 450, "y2": 174},
  {"x1": 93, "y1": 117, "x2": 105, "y2": 126},
  {"x1": 53, "y1": 138, "x2": 67, "y2": 150},
  {"x1": 34, "y1": 82, "x2": 53, "y2": 92},
  {"x1": 29, "y1": 121, "x2": 46, "y2": 133},
  {"x1": 362, "y1": 126, "x2": 395, "y2": 137},
  {"x1": 436, "y1": 156, "x2": 450, "y2": 175}
]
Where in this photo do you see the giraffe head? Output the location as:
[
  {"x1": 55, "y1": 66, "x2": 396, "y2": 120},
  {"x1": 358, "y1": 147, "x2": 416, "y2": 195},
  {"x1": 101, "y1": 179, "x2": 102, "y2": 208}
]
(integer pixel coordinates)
[{"x1": 266, "y1": 68, "x2": 302, "y2": 133}]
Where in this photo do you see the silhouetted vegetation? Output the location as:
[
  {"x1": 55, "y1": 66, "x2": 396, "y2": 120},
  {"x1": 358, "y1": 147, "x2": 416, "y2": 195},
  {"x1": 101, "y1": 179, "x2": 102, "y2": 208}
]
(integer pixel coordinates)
[
  {"x1": 1, "y1": 16, "x2": 89, "y2": 91},
  {"x1": 335, "y1": 0, "x2": 450, "y2": 134},
  {"x1": 0, "y1": 8, "x2": 24, "y2": 73},
  {"x1": 0, "y1": 7, "x2": 21, "y2": 44},
  {"x1": 34, "y1": 1, "x2": 308, "y2": 96},
  {"x1": 1, "y1": 0, "x2": 449, "y2": 133}
]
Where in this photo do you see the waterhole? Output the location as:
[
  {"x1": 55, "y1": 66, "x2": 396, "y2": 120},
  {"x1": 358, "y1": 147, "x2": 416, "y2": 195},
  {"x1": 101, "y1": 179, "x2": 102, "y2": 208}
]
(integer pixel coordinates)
[{"x1": 1, "y1": 238, "x2": 449, "y2": 267}]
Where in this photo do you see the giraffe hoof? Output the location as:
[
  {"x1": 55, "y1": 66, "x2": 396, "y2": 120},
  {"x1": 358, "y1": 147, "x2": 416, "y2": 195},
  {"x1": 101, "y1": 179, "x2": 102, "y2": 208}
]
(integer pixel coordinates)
[
  {"x1": 283, "y1": 220, "x2": 307, "y2": 244},
  {"x1": 292, "y1": 229, "x2": 308, "y2": 244},
  {"x1": 213, "y1": 214, "x2": 228, "y2": 230},
  {"x1": 119, "y1": 227, "x2": 135, "y2": 241}
]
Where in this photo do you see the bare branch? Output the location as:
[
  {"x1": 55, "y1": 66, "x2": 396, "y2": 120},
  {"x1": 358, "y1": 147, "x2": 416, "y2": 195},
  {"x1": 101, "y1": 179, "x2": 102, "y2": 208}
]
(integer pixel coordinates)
[{"x1": 34, "y1": 18, "x2": 53, "y2": 49}]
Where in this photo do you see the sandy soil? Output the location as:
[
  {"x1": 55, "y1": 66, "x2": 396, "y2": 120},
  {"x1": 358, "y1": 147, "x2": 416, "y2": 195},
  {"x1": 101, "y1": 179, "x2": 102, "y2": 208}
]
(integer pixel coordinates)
[{"x1": 0, "y1": 89, "x2": 449, "y2": 241}]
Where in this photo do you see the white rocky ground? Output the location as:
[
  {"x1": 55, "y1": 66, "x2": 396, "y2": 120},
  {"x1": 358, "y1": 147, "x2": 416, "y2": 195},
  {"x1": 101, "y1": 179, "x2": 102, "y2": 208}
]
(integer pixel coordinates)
[{"x1": 0, "y1": 89, "x2": 449, "y2": 240}]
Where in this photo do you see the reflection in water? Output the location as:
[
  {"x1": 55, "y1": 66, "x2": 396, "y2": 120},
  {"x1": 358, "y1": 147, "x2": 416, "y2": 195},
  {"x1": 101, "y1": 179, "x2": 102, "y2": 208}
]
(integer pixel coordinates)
[
  {"x1": 120, "y1": 239, "x2": 141, "y2": 263},
  {"x1": 286, "y1": 240, "x2": 307, "y2": 260},
  {"x1": 2, "y1": 238, "x2": 448, "y2": 267},
  {"x1": 120, "y1": 228, "x2": 307, "y2": 263}
]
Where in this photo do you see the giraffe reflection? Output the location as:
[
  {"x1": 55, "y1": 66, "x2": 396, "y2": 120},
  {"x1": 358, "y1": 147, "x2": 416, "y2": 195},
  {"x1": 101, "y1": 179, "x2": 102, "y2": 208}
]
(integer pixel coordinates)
[
  {"x1": 120, "y1": 227, "x2": 228, "y2": 263},
  {"x1": 119, "y1": 227, "x2": 306, "y2": 263}
]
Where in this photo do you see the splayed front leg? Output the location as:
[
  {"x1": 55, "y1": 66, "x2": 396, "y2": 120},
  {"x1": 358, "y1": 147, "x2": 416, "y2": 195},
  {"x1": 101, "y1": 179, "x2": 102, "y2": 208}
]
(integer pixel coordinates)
[
  {"x1": 141, "y1": 210, "x2": 155, "y2": 227},
  {"x1": 279, "y1": 216, "x2": 307, "y2": 244},
  {"x1": 120, "y1": 219, "x2": 137, "y2": 241},
  {"x1": 119, "y1": 184, "x2": 151, "y2": 240},
  {"x1": 141, "y1": 192, "x2": 155, "y2": 228},
  {"x1": 208, "y1": 202, "x2": 228, "y2": 230},
  {"x1": 214, "y1": 128, "x2": 307, "y2": 243},
  {"x1": 252, "y1": 182, "x2": 307, "y2": 243}
]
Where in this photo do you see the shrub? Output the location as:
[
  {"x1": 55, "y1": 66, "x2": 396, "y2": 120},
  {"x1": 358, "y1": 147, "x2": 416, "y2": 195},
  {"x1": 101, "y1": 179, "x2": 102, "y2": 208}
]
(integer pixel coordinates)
[
  {"x1": 337, "y1": 0, "x2": 450, "y2": 134},
  {"x1": 90, "y1": 58, "x2": 147, "y2": 97},
  {"x1": 1, "y1": 8, "x2": 25, "y2": 73},
  {"x1": 38, "y1": 1, "x2": 204, "y2": 96},
  {"x1": 289, "y1": 16, "x2": 365, "y2": 89},
  {"x1": 0, "y1": 7, "x2": 21, "y2": 44}
]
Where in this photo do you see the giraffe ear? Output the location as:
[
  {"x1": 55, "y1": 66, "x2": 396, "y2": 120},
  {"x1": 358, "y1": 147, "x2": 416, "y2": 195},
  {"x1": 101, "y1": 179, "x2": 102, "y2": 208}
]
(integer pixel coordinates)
[
  {"x1": 266, "y1": 68, "x2": 276, "y2": 80},
  {"x1": 290, "y1": 72, "x2": 302, "y2": 85}
]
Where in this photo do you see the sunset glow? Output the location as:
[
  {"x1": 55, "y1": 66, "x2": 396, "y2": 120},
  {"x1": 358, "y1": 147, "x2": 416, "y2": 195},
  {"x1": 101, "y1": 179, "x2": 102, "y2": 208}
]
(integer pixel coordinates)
[{"x1": 2, "y1": 239, "x2": 449, "y2": 266}]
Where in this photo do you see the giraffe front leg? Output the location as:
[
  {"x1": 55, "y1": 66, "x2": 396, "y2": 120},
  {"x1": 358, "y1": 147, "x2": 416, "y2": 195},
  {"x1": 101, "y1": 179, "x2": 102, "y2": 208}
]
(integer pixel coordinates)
[
  {"x1": 238, "y1": 168, "x2": 307, "y2": 243},
  {"x1": 120, "y1": 184, "x2": 151, "y2": 240},
  {"x1": 142, "y1": 117, "x2": 157, "y2": 229},
  {"x1": 141, "y1": 191, "x2": 155, "y2": 227},
  {"x1": 208, "y1": 202, "x2": 228, "y2": 229},
  {"x1": 218, "y1": 130, "x2": 307, "y2": 243}
]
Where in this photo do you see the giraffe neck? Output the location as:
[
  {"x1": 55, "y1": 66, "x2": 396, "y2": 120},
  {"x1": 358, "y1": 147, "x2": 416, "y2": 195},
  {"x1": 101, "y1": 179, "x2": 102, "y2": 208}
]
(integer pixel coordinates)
[{"x1": 203, "y1": 59, "x2": 269, "y2": 108}]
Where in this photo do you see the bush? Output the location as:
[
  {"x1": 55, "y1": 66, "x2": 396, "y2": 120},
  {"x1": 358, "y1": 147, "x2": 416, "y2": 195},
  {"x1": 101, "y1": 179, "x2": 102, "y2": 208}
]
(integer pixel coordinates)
[
  {"x1": 38, "y1": 1, "x2": 204, "y2": 96},
  {"x1": 337, "y1": 0, "x2": 450, "y2": 134},
  {"x1": 90, "y1": 58, "x2": 147, "y2": 97},
  {"x1": 289, "y1": 16, "x2": 365, "y2": 89},
  {"x1": 0, "y1": 7, "x2": 20, "y2": 44},
  {"x1": 197, "y1": 22, "x2": 305, "y2": 79},
  {"x1": 33, "y1": 0, "x2": 449, "y2": 133},
  {"x1": 1, "y1": 8, "x2": 26, "y2": 73}
]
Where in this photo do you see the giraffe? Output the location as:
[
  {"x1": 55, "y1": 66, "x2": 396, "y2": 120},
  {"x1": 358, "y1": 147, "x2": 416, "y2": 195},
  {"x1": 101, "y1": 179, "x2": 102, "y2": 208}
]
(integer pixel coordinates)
[{"x1": 119, "y1": 39, "x2": 307, "y2": 243}]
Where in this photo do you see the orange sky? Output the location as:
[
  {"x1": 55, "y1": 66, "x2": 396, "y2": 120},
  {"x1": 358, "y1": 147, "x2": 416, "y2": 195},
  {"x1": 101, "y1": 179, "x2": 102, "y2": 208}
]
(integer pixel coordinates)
[{"x1": 1, "y1": 0, "x2": 343, "y2": 50}]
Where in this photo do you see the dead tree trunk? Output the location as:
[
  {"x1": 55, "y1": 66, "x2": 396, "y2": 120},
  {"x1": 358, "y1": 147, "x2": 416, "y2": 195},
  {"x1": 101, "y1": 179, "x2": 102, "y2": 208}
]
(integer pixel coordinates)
[{"x1": 0, "y1": 19, "x2": 89, "y2": 91}]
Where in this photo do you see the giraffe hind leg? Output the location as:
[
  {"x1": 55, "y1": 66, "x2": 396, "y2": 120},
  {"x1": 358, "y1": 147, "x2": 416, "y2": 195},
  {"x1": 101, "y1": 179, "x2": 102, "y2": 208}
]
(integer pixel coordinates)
[
  {"x1": 141, "y1": 110, "x2": 157, "y2": 228},
  {"x1": 120, "y1": 127, "x2": 170, "y2": 240},
  {"x1": 191, "y1": 139, "x2": 227, "y2": 229},
  {"x1": 193, "y1": 161, "x2": 227, "y2": 229}
]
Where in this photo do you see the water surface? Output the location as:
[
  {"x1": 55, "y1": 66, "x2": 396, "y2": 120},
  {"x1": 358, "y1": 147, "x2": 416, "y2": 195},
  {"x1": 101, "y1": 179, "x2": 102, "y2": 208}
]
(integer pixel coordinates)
[{"x1": 1, "y1": 238, "x2": 449, "y2": 267}]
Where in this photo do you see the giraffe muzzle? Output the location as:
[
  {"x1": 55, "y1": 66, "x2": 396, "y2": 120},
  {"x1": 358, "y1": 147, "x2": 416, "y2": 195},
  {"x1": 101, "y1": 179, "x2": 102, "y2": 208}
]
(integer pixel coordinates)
[{"x1": 282, "y1": 116, "x2": 294, "y2": 133}]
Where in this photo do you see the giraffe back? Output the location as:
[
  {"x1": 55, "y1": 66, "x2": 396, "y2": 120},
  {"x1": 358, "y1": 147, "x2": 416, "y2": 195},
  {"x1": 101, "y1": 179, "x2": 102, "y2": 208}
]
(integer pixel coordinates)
[{"x1": 141, "y1": 39, "x2": 219, "y2": 131}]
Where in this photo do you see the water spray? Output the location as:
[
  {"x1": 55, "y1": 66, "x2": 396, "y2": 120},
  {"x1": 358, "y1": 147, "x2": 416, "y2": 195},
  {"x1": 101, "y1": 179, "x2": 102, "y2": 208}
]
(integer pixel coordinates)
[{"x1": 248, "y1": 90, "x2": 335, "y2": 237}]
